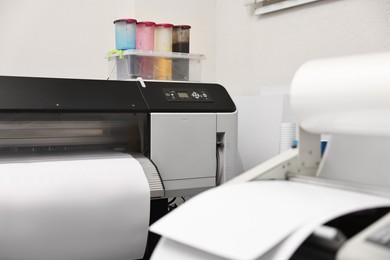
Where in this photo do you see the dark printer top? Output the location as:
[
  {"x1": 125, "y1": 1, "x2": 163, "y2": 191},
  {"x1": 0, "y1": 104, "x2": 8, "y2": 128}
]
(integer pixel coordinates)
[
  {"x1": 0, "y1": 76, "x2": 147, "y2": 112},
  {"x1": 0, "y1": 76, "x2": 236, "y2": 113}
]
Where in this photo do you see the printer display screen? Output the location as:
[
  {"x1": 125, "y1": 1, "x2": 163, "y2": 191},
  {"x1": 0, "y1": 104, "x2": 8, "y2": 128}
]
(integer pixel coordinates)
[
  {"x1": 177, "y1": 92, "x2": 189, "y2": 98},
  {"x1": 163, "y1": 89, "x2": 213, "y2": 103}
]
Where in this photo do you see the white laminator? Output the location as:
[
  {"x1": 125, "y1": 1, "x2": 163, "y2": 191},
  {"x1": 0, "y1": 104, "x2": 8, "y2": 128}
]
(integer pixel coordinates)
[{"x1": 150, "y1": 52, "x2": 390, "y2": 260}]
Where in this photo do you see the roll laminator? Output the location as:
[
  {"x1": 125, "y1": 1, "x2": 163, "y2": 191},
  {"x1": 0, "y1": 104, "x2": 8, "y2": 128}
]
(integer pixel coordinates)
[
  {"x1": 0, "y1": 76, "x2": 238, "y2": 259},
  {"x1": 150, "y1": 52, "x2": 390, "y2": 260}
]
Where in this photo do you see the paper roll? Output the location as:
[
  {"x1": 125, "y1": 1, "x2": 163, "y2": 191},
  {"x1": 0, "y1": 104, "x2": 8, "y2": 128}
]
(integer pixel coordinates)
[
  {"x1": 291, "y1": 52, "x2": 390, "y2": 136},
  {"x1": 0, "y1": 152, "x2": 150, "y2": 260}
]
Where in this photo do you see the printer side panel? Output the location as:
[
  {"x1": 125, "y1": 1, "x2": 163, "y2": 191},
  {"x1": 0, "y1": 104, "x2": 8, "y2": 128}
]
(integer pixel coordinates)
[
  {"x1": 150, "y1": 113, "x2": 216, "y2": 198},
  {"x1": 216, "y1": 111, "x2": 239, "y2": 183}
]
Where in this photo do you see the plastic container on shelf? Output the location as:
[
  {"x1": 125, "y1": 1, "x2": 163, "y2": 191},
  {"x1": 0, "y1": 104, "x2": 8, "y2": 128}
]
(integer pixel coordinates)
[
  {"x1": 172, "y1": 25, "x2": 191, "y2": 81},
  {"x1": 154, "y1": 24, "x2": 174, "y2": 80},
  {"x1": 136, "y1": 21, "x2": 156, "y2": 79},
  {"x1": 114, "y1": 19, "x2": 137, "y2": 50},
  {"x1": 136, "y1": 21, "x2": 155, "y2": 51},
  {"x1": 172, "y1": 25, "x2": 191, "y2": 53},
  {"x1": 107, "y1": 50, "x2": 205, "y2": 82}
]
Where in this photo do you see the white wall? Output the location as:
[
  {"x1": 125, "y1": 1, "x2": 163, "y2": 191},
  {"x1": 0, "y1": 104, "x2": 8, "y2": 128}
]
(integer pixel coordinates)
[
  {"x1": 216, "y1": 0, "x2": 390, "y2": 96},
  {"x1": 3, "y1": 1, "x2": 389, "y2": 84},
  {"x1": 0, "y1": 0, "x2": 135, "y2": 79}
]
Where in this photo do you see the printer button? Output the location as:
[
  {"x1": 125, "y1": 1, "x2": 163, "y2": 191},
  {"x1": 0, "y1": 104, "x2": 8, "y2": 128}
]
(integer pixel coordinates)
[{"x1": 191, "y1": 91, "x2": 200, "y2": 99}]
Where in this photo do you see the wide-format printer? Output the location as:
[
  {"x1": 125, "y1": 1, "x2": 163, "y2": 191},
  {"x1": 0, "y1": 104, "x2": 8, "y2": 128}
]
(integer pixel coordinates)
[
  {"x1": 0, "y1": 76, "x2": 238, "y2": 260},
  {"x1": 149, "y1": 52, "x2": 390, "y2": 260}
]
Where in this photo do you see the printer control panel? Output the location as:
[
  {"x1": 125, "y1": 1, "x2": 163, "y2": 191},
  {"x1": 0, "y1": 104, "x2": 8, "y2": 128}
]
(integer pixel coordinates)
[{"x1": 163, "y1": 89, "x2": 213, "y2": 103}]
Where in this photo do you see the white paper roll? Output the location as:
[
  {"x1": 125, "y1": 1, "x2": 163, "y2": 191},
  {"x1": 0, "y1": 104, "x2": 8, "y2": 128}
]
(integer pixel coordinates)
[
  {"x1": 0, "y1": 152, "x2": 150, "y2": 260},
  {"x1": 291, "y1": 52, "x2": 390, "y2": 136}
]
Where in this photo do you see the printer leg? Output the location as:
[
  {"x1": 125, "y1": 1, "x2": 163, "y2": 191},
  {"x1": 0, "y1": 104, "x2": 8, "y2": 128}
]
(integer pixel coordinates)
[{"x1": 143, "y1": 198, "x2": 168, "y2": 260}]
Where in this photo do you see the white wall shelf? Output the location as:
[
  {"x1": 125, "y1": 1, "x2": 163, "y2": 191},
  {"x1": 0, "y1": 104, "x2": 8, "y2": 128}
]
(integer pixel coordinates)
[{"x1": 251, "y1": 0, "x2": 321, "y2": 15}]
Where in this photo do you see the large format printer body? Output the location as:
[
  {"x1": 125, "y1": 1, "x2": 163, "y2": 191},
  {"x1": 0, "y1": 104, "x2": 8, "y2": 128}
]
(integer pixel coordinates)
[
  {"x1": 150, "y1": 52, "x2": 390, "y2": 260},
  {"x1": 0, "y1": 76, "x2": 238, "y2": 260}
]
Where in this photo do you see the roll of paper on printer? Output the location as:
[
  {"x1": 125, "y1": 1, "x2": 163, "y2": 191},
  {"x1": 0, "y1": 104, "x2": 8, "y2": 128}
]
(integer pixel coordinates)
[{"x1": 0, "y1": 152, "x2": 150, "y2": 260}]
